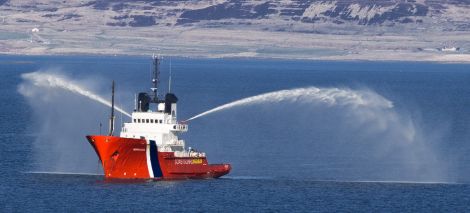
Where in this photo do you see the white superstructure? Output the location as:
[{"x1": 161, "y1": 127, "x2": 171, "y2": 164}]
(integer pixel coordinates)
[
  {"x1": 117, "y1": 55, "x2": 203, "y2": 157},
  {"x1": 120, "y1": 102, "x2": 188, "y2": 153}
]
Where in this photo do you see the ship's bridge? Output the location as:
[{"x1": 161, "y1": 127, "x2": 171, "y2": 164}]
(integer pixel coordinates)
[{"x1": 120, "y1": 92, "x2": 188, "y2": 151}]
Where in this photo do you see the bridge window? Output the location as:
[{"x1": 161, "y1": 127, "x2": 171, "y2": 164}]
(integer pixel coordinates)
[
  {"x1": 138, "y1": 119, "x2": 141, "y2": 123},
  {"x1": 146, "y1": 119, "x2": 149, "y2": 123},
  {"x1": 150, "y1": 119, "x2": 154, "y2": 123},
  {"x1": 133, "y1": 119, "x2": 136, "y2": 123},
  {"x1": 159, "y1": 120, "x2": 163, "y2": 124}
]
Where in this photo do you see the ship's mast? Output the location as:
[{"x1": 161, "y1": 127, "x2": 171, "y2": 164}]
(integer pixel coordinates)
[
  {"x1": 109, "y1": 80, "x2": 115, "y2": 136},
  {"x1": 168, "y1": 58, "x2": 172, "y2": 93},
  {"x1": 151, "y1": 54, "x2": 160, "y2": 103}
]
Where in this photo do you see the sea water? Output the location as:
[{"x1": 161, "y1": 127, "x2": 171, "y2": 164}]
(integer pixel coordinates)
[{"x1": 1, "y1": 55, "x2": 470, "y2": 211}]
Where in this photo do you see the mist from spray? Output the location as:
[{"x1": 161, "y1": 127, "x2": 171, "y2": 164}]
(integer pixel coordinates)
[
  {"x1": 18, "y1": 70, "x2": 132, "y2": 173},
  {"x1": 187, "y1": 87, "x2": 448, "y2": 182},
  {"x1": 20, "y1": 72, "x2": 131, "y2": 118},
  {"x1": 186, "y1": 87, "x2": 393, "y2": 121},
  {"x1": 17, "y1": 69, "x2": 448, "y2": 181}
]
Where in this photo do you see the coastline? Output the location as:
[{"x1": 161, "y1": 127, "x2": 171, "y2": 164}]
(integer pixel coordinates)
[{"x1": 1, "y1": 50, "x2": 470, "y2": 64}]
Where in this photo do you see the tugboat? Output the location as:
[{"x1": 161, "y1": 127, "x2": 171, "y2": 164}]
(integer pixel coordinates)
[{"x1": 86, "y1": 55, "x2": 231, "y2": 180}]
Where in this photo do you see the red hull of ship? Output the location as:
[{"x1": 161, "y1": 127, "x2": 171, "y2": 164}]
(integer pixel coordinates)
[{"x1": 86, "y1": 135, "x2": 231, "y2": 180}]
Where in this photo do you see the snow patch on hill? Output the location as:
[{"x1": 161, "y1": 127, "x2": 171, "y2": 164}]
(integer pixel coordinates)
[
  {"x1": 302, "y1": 1, "x2": 337, "y2": 19},
  {"x1": 347, "y1": 4, "x2": 396, "y2": 21}
]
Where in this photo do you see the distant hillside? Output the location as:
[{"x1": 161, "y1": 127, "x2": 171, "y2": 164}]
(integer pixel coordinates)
[
  {"x1": 3, "y1": 0, "x2": 470, "y2": 32},
  {"x1": 1, "y1": 0, "x2": 469, "y2": 62}
]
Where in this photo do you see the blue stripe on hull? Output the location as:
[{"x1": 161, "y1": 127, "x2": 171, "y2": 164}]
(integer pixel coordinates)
[{"x1": 149, "y1": 140, "x2": 163, "y2": 178}]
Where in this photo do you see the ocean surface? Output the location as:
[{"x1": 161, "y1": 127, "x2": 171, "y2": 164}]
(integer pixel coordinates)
[{"x1": 1, "y1": 55, "x2": 470, "y2": 211}]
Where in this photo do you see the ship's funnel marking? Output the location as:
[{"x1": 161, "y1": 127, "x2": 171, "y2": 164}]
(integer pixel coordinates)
[
  {"x1": 19, "y1": 72, "x2": 131, "y2": 118},
  {"x1": 186, "y1": 87, "x2": 393, "y2": 121}
]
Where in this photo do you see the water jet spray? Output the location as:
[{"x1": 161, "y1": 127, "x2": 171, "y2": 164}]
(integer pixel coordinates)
[
  {"x1": 185, "y1": 87, "x2": 393, "y2": 122},
  {"x1": 20, "y1": 72, "x2": 131, "y2": 118}
]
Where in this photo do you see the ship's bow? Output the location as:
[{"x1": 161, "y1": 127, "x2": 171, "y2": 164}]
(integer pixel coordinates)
[{"x1": 86, "y1": 135, "x2": 150, "y2": 179}]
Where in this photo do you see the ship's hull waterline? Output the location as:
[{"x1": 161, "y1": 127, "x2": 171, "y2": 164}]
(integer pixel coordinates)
[{"x1": 87, "y1": 135, "x2": 231, "y2": 180}]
